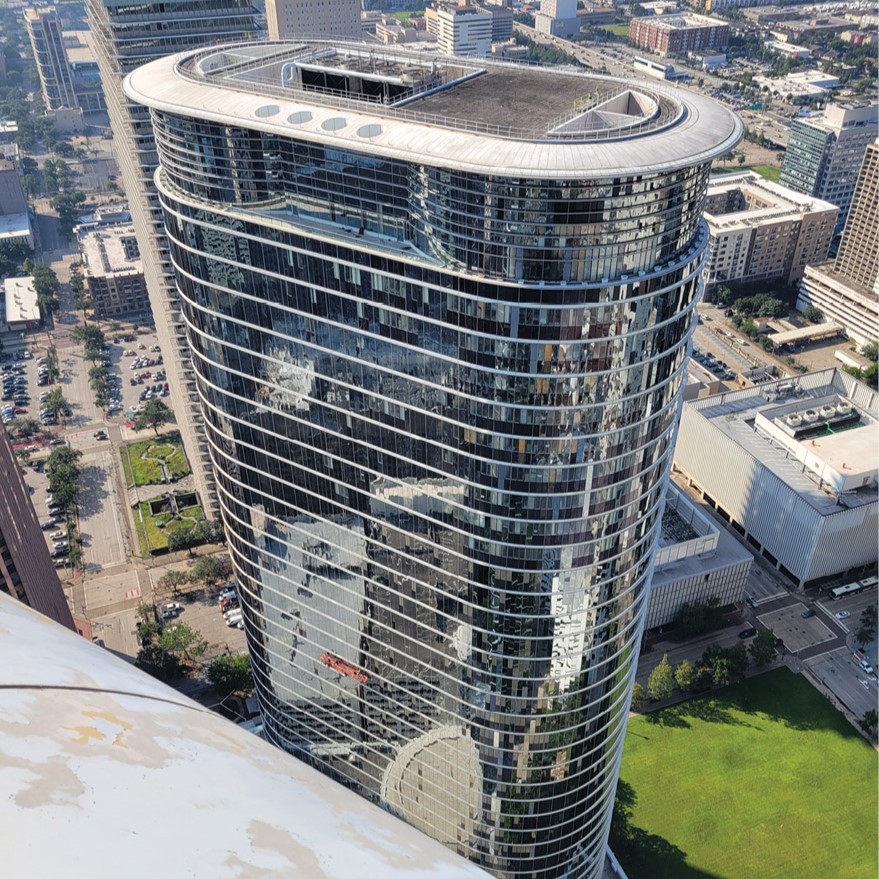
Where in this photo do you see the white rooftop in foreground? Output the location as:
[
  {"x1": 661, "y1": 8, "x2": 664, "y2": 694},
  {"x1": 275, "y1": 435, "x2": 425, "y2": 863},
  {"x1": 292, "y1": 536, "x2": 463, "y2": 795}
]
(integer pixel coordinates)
[
  {"x1": 123, "y1": 40, "x2": 742, "y2": 179},
  {"x1": 0, "y1": 595, "x2": 493, "y2": 879},
  {"x1": 3, "y1": 276, "x2": 39, "y2": 325}
]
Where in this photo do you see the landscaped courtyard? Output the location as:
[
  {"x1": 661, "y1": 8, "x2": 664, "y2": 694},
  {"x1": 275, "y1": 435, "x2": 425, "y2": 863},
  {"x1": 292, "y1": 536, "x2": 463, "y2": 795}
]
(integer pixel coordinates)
[
  {"x1": 612, "y1": 668, "x2": 878, "y2": 879},
  {"x1": 121, "y1": 434, "x2": 191, "y2": 486},
  {"x1": 134, "y1": 494, "x2": 204, "y2": 555}
]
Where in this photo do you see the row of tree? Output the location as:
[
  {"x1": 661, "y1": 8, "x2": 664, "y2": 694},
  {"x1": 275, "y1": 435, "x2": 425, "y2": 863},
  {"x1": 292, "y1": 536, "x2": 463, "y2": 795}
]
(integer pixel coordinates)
[
  {"x1": 633, "y1": 631, "x2": 778, "y2": 707},
  {"x1": 46, "y1": 445, "x2": 84, "y2": 570},
  {"x1": 155, "y1": 554, "x2": 232, "y2": 597},
  {"x1": 166, "y1": 517, "x2": 226, "y2": 555}
]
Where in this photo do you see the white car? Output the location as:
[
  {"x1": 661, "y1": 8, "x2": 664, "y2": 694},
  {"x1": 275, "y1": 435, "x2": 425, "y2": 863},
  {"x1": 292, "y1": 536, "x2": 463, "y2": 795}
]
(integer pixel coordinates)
[
  {"x1": 859, "y1": 659, "x2": 875, "y2": 675},
  {"x1": 834, "y1": 611, "x2": 850, "y2": 620},
  {"x1": 49, "y1": 531, "x2": 66, "y2": 540}
]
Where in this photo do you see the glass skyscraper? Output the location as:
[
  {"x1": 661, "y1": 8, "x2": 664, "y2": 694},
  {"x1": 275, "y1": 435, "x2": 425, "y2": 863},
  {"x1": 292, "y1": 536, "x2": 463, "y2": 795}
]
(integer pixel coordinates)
[{"x1": 126, "y1": 43, "x2": 740, "y2": 878}]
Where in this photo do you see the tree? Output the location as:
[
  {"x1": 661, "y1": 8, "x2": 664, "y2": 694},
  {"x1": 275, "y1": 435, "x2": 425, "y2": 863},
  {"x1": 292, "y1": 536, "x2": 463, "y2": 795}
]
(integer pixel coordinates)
[
  {"x1": 50, "y1": 190, "x2": 86, "y2": 239},
  {"x1": 158, "y1": 621, "x2": 209, "y2": 665},
  {"x1": 861, "y1": 341, "x2": 878, "y2": 362},
  {"x1": 135, "y1": 644, "x2": 182, "y2": 681},
  {"x1": 44, "y1": 344, "x2": 59, "y2": 384},
  {"x1": 856, "y1": 605, "x2": 877, "y2": 646},
  {"x1": 860, "y1": 709, "x2": 878, "y2": 737},
  {"x1": 189, "y1": 554, "x2": 231, "y2": 591},
  {"x1": 629, "y1": 681, "x2": 645, "y2": 712},
  {"x1": 133, "y1": 398, "x2": 174, "y2": 436},
  {"x1": 801, "y1": 304, "x2": 824, "y2": 323},
  {"x1": 675, "y1": 596, "x2": 725, "y2": 636},
  {"x1": 674, "y1": 659, "x2": 697, "y2": 692},
  {"x1": 31, "y1": 264, "x2": 60, "y2": 318},
  {"x1": 207, "y1": 654, "x2": 253, "y2": 697},
  {"x1": 43, "y1": 387, "x2": 69, "y2": 423},
  {"x1": 711, "y1": 657, "x2": 732, "y2": 687},
  {"x1": 12, "y1": 416, "x2": 41, "y2": 439},
  {"x1": 167, "y1": 524, "x2": 197, "y2": 555},
  {"x1": 647, "y1": 653, "x2": 674, "y2": 702},
  {"x1": 157, "y1": 569, "x2": 190, "y2": 595},
  {"x1": 749, "y1": 629, "x2": 777, "y2": 667},
  {"x1": 725, "y1": 642, "x2": 750, "y2": 680}
]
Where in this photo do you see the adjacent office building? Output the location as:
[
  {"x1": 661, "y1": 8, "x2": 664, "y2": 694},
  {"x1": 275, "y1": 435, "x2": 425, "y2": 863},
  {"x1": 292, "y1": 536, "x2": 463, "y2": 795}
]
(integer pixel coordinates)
[
  {"x1": 78, "y1": 223, "x2": 150, "y2": 319},
  {"x1": 675, "y1": 368, "x2": 878, "y2": 589},
  {"x1": 703, "y1": 171, "x2": 837, "y2": 288},
  {"x1": 266, "y1": 0, "x2": 361, "y2": 39},
  {"x1": 127, "y1": 42, "x2": 740, "y2": 878},
  {"x1": 798, "y1": 141, "x2": 879, "y2": 347},
  {"x1": 0, "y1": 426, "x2": 74, "y2": 629},
  {"x1": 425, "y1": 4, "x2": 493, "y2": 56},
  {"x1": 85, "y1": 0, "x2": 258, "y2": 519},
  {"x1": 779, "y1": 102, "x2": 878, "y2": 230}
]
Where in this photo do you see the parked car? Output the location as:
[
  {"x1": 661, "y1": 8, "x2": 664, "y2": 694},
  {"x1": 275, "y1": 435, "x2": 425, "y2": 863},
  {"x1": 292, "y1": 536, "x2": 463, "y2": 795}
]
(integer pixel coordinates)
[
  {"x1": 51, "y1": 547, "x2": 69, "y2": 559},
  {"x1": 859, "y1": 659, "x2": 875, "y2": 675},
  {"x1": 801, "y1": 609, "x2": 816, "y2": 619},
  {"x1": 738, "y1": 627, "x2": 758, "y2": 639},
  {"x1": 161, "y1": 602, "x2": 183, "y2": 618},
  {"x1": 49, "y1": 531, "x2": 66, "y2": 540}
]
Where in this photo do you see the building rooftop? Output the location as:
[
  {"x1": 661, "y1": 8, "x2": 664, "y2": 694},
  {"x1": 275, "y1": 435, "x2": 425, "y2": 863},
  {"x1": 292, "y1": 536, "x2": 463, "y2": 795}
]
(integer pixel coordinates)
[
  {"x1": 3, "y1": 276, "x2": 39, "y2": 325},
  {"x1": 705, "y1": 170, "x2": 838, "y2": 232},
  {"x1": 686, "y1": 368, "x2": 879, "y2": 513},
  {"x1": 79, "y1": 224, "x2": 143, "y2": 278},
  {"x1": 123, "y1": 40, "x2": 742, "y2": 178},
  {"x1": 0, "y1": 593, "x2": 494, "y2": 879},
  {"x1": 634, "y1": 11, "x2": 727, "y2": 29},
  {"x1": 0, "y1": 212, "x2": 31, "y2": 244}
]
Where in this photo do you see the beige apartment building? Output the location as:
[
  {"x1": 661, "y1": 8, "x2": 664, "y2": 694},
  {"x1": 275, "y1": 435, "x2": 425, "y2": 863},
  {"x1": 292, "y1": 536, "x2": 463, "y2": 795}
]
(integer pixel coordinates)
[{"x1": 704, "y1": 171, "x2": 837, "y2": 288}]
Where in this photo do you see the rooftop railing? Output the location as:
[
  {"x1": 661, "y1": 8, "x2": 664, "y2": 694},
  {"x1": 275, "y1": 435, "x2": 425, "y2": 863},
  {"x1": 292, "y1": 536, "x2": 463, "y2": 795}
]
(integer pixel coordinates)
[{"x1": 172, "y1": 38, "x2": 685, "y2": 144}]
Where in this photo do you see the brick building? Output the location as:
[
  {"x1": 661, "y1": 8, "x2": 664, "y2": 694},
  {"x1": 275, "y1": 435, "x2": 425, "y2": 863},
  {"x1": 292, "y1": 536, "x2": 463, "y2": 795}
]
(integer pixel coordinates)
[{"x1": 629, "y1": 12, "x2": 729, "y2": 57}]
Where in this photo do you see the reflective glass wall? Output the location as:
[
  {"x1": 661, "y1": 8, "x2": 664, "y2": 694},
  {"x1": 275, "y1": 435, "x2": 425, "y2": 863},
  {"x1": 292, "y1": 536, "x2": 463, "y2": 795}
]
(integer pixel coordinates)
[{"x1": 153, "y1": 108, "x2": 710, "y2": 878}]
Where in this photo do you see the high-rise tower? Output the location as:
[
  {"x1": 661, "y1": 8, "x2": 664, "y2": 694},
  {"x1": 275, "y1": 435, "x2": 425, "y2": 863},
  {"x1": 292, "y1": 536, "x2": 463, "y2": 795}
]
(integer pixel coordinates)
[
  {"x1": 126, "y1": 43, "x2": 741, "y2": 878},
  {"x1": 24, "y1": 6, "x2": 78, "y2": 111},
  {"x1": 86, "y1": 0, "x2": 257, "y2": 517},
  {"x1": 780, "y1": 102, "x2": 878, "y2": 231}
]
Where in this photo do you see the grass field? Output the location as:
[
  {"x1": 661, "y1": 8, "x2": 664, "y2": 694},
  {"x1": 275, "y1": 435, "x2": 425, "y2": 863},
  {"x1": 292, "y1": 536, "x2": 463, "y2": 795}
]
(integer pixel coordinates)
[
  {"x1": 749, "y1": 163, "x2": 782, "y2": 183},
  {"x1": 122, "y1": 434, "x2": 190, "y2": 486},
  {"x1": 136, "y1": 498, "x2": 204, "y2": 554},
  {"x1": 599, "y1": 24, "x2": 629, "y2": 37},
  {"x1": 612, "y1": 668, "x2": 878, "y2": 879}
]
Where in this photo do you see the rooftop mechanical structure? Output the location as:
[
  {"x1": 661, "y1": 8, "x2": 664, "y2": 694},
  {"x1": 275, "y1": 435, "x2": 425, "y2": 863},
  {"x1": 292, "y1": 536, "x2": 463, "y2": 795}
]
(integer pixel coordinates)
[{"x1": 125, "y1": 42, "x2": 741, "y2": 879}]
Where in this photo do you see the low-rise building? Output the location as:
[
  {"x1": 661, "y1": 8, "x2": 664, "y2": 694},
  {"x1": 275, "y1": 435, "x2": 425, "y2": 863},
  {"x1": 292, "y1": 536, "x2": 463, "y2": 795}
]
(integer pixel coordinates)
[
  {"x1": 2, "y1": 277, "x2": 39, "y2": 330},
  {"x1": 674, "y1": 368, "x2": 878, "y2": 589},
  {"x1": 647, "y1": 484, "x2": 752, "y2": 630},
  {"x1": 629, "y1": 12, "x2": 729, "y2": 58},
  {"x1": 78, "y1": 224, "x2": 150, "y2": 319},
  {"x1": 704, "y1": 171, "x2": 837, "y2": 288}
]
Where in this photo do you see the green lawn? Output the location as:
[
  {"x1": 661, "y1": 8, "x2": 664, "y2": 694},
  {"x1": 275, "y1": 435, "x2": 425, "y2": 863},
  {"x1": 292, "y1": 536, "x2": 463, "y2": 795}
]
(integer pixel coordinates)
[
  {"x1": 122, "y1": 434, "x2": 190, "y2": 486},
  {"x1": 599, "y1": 24, "x2": 629, "y2": 37},
  {"x1": 612, "y1": 668, "x2": 878, "y2": 879},
  {"x1": 137, "y1": 497, "x2": 204, "y2": 554},
  {"x1": 749, "y1": 163, "x2": 782, "y2": 183}
]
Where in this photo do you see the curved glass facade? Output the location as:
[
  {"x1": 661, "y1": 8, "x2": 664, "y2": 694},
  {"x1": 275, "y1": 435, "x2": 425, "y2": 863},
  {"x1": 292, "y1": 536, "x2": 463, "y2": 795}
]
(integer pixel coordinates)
[{"x1": 138, "y1": 43, "x2": 739, "y2": 879}]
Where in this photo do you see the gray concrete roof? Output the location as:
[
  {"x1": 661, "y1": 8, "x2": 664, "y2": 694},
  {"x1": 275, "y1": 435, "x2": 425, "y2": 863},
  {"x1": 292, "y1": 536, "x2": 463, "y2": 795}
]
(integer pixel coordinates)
[{"x1": 124, "y1": 41, "x2": 742, "y2": 179}]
